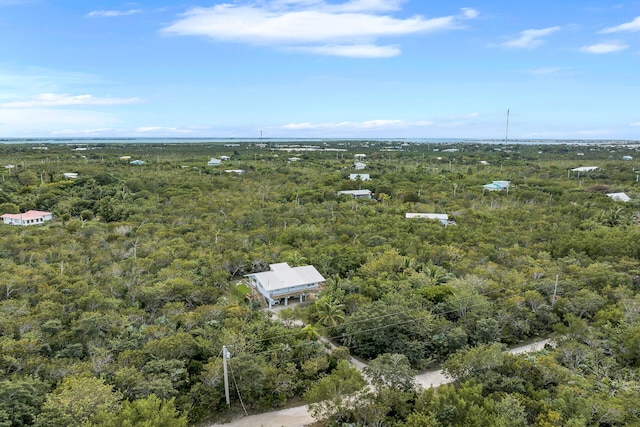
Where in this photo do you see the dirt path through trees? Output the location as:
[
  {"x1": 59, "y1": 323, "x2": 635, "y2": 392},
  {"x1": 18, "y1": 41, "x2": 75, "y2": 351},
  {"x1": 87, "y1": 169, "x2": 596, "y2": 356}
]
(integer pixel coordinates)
[{"x1": 207, "y1": 338, "x2": 553, "y2": 427}]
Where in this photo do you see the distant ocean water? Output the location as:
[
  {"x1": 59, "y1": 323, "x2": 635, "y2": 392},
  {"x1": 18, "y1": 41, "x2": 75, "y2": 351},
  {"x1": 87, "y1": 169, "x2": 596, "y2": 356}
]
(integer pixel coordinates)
[{"x1": 0, "y1": 137, "x2": 638, "y2": 145}]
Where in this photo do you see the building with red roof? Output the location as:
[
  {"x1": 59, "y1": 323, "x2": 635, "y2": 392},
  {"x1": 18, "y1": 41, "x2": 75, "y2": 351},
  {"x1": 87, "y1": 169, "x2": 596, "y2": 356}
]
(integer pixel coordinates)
[{"x1": 1, "y1": 210, "x2": 53, "y2": 226}]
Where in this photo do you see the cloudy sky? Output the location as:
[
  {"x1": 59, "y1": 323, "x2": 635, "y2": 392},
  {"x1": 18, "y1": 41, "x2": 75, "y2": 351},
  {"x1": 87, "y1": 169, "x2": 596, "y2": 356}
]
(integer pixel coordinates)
[{"x1": 1, "y1": 0, "x2": 639, "y2": 139}]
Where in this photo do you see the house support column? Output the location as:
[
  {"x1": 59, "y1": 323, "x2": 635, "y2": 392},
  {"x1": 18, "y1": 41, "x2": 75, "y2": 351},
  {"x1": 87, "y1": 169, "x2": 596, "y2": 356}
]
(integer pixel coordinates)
[
  {"x1": 299, "y1": 294, "x2": 303, "y2": 303},
  {"x1": 284, "y1": 297, "x2": 288, "y2": 306}
]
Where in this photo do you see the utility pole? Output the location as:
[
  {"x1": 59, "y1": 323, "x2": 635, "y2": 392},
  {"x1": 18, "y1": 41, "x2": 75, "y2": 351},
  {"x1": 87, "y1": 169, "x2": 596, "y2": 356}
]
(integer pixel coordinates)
[
  {"x1": 505, "y1": 109, "x2": 510, "y2": 143},
  {"x1": 223, "y1": 346, "x2": 230, "y2": 405}
]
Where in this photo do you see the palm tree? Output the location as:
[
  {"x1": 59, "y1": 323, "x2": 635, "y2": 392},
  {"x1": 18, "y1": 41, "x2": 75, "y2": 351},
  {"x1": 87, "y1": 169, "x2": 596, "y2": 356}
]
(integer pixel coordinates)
[
  {"x1": 315, "y1": 298, "x2": 346, "y2": 328},
  {"x1": 300, "y1": 324, "x2": 320, "y2": 341}
]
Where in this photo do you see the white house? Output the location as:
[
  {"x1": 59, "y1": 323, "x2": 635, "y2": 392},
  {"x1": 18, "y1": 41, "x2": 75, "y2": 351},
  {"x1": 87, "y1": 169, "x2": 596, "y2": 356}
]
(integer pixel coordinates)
[
  {"x1": 354, "y1": 154, "x2": 366, "y2": 159},
  {"x1": 63, "y1": 173, "x2": 78, "y2": 179},
  {"x1": 571, "y1": 166, "x2": 599, "y2": 172},
  {"x1": 349, "y1": 173, "x2": 370, "y2": 181},
  {"x1": 354, "y1": 162, "x2": 367, "y2": 170},
  {"x1": 224, "y1": 169, "x2": 245, "y2": 174},
  {"x1": 220, "y1": 156, "x2": 231, "y2": 161},
  {"x1": 246, "y1": 262, "x2": 325, "y2": 308},
  {"x1": 337, "y1": 189, "x2": 372, "y2": 199},
  {"x1": 483, "y1": 181, "x2": 510, "y2": 191},
  {"x1": 405, "y1": 213, "x2": 453, "y2": 226},
  {"x1": 606, "y1": 192, "x2": 631, "y2": 202},
  {"x1": 1, "y1": 210, "x2": 52, "y2": 226},
  {"x1": 622, "y1": 156, "x2": 633, "y2": 161},
  {"x1": 208, "y1": 158, "x2": 222, "y2": 166}
]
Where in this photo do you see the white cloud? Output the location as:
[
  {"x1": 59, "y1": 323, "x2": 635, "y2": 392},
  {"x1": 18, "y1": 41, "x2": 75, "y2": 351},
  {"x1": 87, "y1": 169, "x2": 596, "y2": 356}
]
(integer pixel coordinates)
[
  {"x1": 0, "y1": 108, "x2": 120, "y2": 136},
  {"x1": 630, "y1": 122, "x2": 640, "y2": 127},
  {"x1": 86, "y1": 9, "x2": 141, "y2": 18},
  {"x1": 523, "y1": 129, "x2": 612, "y2": 138},
  {"x1": 51, "y1": 128, "x2": 113, "y2": 135},
  {"x1": 283, "y1": 119, "x2": 431, "y2": 130},
  {"x1": 2, "y1": 93, "x2": 141, "y2": 107},
  {"x1": 528, "y1": 66, "x2": 564, "y2": 75},
  {"x1": 290, "y1": 43, "x2": 400, "y2": 57},
  {"x1": 162, "y1": 2, "x2": 478, "y2": 57},
  {"x1": 135, "y1": 126, "x2": 193, "y2": 134},
  {"x1": 579, "y1": 41, "x2": 628, "y2": 54},
  {"x1": 460, "y1": 8, "x2": 479, "y2": 19},
  {"x1": 501, "y1": 26, "x2": 561, "y2": 49},
  {"x1": 600, "y1": 16, "x2": 640, "y2": 33}
]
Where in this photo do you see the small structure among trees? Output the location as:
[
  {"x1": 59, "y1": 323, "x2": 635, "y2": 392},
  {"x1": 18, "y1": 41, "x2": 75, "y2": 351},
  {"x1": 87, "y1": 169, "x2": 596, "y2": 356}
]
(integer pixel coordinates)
[
  {"x1": 337, "y1": 189, "x2": 372, "y2": 199},
  {"x1": 405, "y1": 213, "x2": 453, "y2": 226},
  {"x1": 245, "y1": 262, "x2": 325, "y2": 308},
  {"x1": 349, "y1": 173, "x2": 370, "y2": 181},
  {"x1": 606, "y1": 192, "x2": 631, "y2": 202},
  {"x1": 1, "y1": 210, "x2": 52, "y2": 226},
  {"x1": 483, "y1": 180, "x2": 510, "y2": 191}
]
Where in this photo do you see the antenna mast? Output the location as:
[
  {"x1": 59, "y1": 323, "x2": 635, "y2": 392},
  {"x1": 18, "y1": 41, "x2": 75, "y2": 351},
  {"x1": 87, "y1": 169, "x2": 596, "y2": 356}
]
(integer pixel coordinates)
[{"x1": 505, "y1": 109, "x2": 510, "y2": 143}]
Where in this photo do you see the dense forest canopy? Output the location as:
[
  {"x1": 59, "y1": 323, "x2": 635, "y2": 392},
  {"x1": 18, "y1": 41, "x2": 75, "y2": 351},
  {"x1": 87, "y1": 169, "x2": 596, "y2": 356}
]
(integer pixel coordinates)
[{"x1": 0, "y1": 140, "x2": 639, "y2": 426}]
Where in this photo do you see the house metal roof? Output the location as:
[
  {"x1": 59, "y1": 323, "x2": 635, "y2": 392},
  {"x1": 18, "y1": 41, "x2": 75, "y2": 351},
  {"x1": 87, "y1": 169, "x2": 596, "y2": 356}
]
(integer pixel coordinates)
[
  {"x1": 1, "y1": 210, "x2": 52, "y2": 220},
  {"x1": 337, "y1": 189, "x2": 371, "y2": 196},
  {"x1": 247, "y1": 263, "x2": 325, "y2": 291},
  {"x1": 406, "y1": 213, "x2": 448, "y2": 220},
  {"x1": 606, "y1": 192, "x2": 631, "y2": 202}
]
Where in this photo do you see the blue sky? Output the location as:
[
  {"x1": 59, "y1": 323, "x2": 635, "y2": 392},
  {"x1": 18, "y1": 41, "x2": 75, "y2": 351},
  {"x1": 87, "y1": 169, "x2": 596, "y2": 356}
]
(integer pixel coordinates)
[{"x1": 1, "y1": 0, "x2": 639, "y2": 139}]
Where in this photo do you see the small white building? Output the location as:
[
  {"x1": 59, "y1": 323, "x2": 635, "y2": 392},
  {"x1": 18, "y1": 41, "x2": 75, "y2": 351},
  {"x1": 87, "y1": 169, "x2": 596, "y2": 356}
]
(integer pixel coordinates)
[
  {"x1": 224, "y1": 169, "x2": 245, "y2": 174},
  {"x1": 349, "y1": 173, "x2": 370, "y2": 181},
  {"x1": 406, "y1": 213, "x2": 453, "y2": 226},
  {"x1": 246, "y1": 263, "x2": 325, "y2": 308},
  {"x1": 208, "y1": 158, "x2": 222, "y2": 166},
  {"x1": 622, "y1": 156, "x2": 633, "y2": 161},
  {"x1": 63, "y1": 173, "x2": 78, "y2": 179},
  {"x1": 606, "y1": 192, "x2": 631, "y2": 202},
  {"x1": 220, "y1": 156, "x2": 231, "y2": 161},
  {"x1": 483, "y1": 181, "x2": 510, "y2": 191},
  {"x1": 1, "y1": 210, "x2": 52, "y2": 226},
  {"x1": 288, "y1": 157, "x2": 302, "y2": 162},
  {"x1": 354, "y1": 154, "x2": 366, "y2": 159},
  {"x1": 571, "y1": 166, "x2": 599, "y2": 172},
  {"x1": 337, "y1": 189, "x2": 372, "y2": 199},
  {"x1": 354, "y1": 162, "x2": 367, "y2": 170}
]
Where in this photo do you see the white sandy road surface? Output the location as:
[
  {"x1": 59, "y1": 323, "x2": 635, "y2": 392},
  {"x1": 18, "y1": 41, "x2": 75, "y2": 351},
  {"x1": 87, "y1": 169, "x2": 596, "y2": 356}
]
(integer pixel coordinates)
[{"x1": 207, "y1": 339, "x2": 552, "y2": 427}]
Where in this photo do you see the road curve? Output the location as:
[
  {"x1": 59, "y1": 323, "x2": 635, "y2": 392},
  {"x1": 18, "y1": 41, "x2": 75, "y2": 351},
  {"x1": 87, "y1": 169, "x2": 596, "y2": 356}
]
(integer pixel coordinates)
[{"x1": 207, "y1": 338, "x2": 553, "y2": 427}]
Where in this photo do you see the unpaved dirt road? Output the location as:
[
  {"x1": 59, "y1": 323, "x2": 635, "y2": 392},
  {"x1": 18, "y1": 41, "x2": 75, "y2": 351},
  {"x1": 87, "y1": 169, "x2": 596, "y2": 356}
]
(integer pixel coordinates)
[{"x1": 207, "y1": 338, "x2": 553, "y2": 427}]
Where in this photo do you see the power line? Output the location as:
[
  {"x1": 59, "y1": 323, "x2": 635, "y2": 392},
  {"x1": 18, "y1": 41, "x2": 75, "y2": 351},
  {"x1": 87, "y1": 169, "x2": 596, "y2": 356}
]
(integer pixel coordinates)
[
  {"x1": 227, "y1": 281, "x2": 558, "y2": 363},
  {"x1": 235, "y1": 279, "x2": 558, "y2": 350},
  {"x1": 228, "y1": 358, "x2": 248, "y2": 416}
]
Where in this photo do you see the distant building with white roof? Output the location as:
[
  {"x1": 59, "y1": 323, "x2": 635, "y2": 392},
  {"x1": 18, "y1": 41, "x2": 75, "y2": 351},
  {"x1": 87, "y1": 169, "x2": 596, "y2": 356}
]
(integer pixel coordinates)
[
  {"x1": 349, "y1": 173, "x2": 370, "y2": 181},
  {"x1": 354, "y1": 162, "x2": 367, "y2": 170},
  {"x1": 483, "y1": 181, "x2": 510, "y2": 191},
  {"x1": 246, "y1": 262, "x2": 325, "y2": 308},
  {"x1": 337, "y1": 189, "x2": 372, "y2": 199},
  {"x1": 606, "y1": 192, "x2": 631, "y2": 202},
  {"x1": 406, "y1": 213, "x2": 454, "y2": 226},
  {"x1": 571, "y1": 166, "x2": 599, "y2": 172}
]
